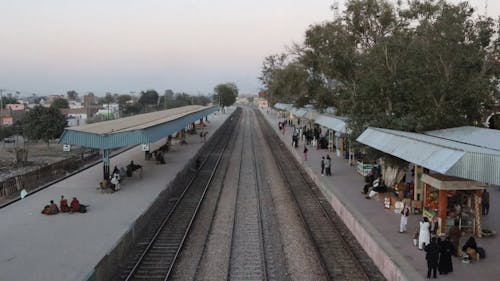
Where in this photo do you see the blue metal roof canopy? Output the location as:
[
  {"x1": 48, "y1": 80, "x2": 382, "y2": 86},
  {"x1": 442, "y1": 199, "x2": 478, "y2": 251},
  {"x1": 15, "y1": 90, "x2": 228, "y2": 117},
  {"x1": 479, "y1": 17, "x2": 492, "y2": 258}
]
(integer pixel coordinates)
[{"x1": 58, "y1": 105, "x2": 219, "y2": 179}]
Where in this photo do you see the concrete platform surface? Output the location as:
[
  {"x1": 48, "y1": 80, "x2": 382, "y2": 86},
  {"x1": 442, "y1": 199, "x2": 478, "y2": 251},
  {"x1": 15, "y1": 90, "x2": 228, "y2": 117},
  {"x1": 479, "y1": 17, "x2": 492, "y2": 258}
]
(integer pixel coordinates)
[
  {"x1": 262, "y1": 108, "x2": 500, "y2": 281},
  {"x1": 0, "y1": 109, "x2": 232, "y2": 281}
]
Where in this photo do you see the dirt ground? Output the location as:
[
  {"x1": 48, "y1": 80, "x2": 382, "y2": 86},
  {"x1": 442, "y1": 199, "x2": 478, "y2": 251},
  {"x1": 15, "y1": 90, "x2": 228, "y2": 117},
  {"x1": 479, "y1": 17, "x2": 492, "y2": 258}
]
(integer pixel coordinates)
[{"x1": 0, "y1": 136, "x2": 88, "y2": 181}]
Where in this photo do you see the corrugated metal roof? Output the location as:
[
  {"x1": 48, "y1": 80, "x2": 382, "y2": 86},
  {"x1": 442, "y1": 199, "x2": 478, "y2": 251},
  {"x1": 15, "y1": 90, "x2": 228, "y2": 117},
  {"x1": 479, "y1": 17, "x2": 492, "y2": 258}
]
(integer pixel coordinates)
[
  {"x1": 356, "y1": 127, "x2": 500, "y2": 185},
  {"x1": 66, "y1": 105, "x2": 206, "y2": 134},
  {"x1": 290, "y1": 107, "x2": 308, "y2": 117},
  {"x1": 425, "y1": 126, "x2": 500, "y2": 152},
  {"x1": 58, "y1": 105, "x2": 218, "y2": 149},
  {"x1": 274, "y1": 103, "x2": 293, "y2": 111},
  {"x1": 303, "y1": 109, "x2": 319, "y2": 120},
  {"x1": 315, "y1": 115, "x2": 348, "y2": 133}
]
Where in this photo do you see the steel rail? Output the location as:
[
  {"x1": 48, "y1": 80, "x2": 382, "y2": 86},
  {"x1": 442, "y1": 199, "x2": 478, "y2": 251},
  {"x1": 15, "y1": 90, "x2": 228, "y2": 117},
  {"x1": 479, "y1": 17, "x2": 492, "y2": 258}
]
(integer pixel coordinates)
[
  {"x1": 123, "y1": 110, "x2": 239, "y2": 281},
  {"x1": 256, "y1": 109, "x2": 372, "y2": 281}
]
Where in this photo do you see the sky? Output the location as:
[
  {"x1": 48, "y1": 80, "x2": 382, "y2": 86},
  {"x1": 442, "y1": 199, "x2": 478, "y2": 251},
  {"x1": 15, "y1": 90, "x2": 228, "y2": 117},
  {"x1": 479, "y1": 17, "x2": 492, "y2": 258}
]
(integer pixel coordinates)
[{"x1": 0, "y1": 0, "x2": 498, "y2": 97}]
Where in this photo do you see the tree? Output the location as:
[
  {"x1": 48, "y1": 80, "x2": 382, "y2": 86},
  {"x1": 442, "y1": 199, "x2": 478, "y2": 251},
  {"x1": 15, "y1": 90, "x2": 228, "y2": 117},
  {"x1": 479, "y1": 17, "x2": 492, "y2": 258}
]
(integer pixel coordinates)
[
  {"x1": 100, "y1": 92, "x2": 115, "y2": 104},
  {"x1": 1, "y1": 96, "x2": 18, "y2": 108},
  {"x1": 51, "y1": 98, "x2": 69, "y2": 110},
  {"x1": 138, "y1": 90, "x2": 159, "y2": 112},
  {"x1": 22, "y1": 105, "x2": 67, "y2": 146},
  {"x1": 261, "y1": 0, "x2": 499, "y2": 165},
  {"x1": 213, "y1": 83, "x2": 238, "y2": 107},
  {"x1": 66, "y1": 90, "x2": 79, "y2": 101}
]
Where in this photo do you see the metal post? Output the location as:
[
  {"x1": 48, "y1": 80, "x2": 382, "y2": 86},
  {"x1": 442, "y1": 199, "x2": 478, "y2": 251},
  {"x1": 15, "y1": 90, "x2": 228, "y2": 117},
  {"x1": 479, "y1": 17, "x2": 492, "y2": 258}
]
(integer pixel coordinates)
[
  {"x1": 0, "y1": 89, "x2": 3, "y2": 128},
  {"x1": 102, "y1": 149, "x2": 110, "y2": 179}
]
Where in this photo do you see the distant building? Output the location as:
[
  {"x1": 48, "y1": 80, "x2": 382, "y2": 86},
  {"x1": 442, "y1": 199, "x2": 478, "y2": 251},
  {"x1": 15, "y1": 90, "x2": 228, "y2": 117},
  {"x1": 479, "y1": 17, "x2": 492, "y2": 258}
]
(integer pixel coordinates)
[
  {"x1": 68, "y1": 101, "x2": 83, "y2": 109},
  {"x1": 96, "y1": 103, "x2": 119, "y2": 119},
  {"x1": 83, "y1": 94, "x2": 99, "y2": 117},
  {"x1": 6, "y1": 104, "x2": 25, "y2": 111},
  {"x1": 61, "y1": 108, "x2": 88, "y2": 127},
  {"x1": 39, "y1": 95, "x2": 65, "y2": 107},
  {"x1": 254, "y1": 97, "x2": 268, "y2": 109},
  {"x1": 0, "y1": 104, "x2": 26, "y2": 125}
]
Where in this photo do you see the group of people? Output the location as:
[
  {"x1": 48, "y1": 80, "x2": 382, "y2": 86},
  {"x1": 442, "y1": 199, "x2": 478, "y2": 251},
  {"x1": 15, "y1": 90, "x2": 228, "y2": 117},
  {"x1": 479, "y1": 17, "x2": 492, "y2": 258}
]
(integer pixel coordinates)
[
  {"x1": 320, "y1": 155, "x2": 332, "y2": 176},
  {"x1": 424, "y1": 236, "x2": 455, "y2": 278},
  {"x1": 363, "y1": 168, "x2": 387, "y2": 199},
  {"x1": 414, "y1": 216, "x2": 486, "y2": 278},
  {"x1": 41, "y1": 196, "x2": 87, "y2": 215}
]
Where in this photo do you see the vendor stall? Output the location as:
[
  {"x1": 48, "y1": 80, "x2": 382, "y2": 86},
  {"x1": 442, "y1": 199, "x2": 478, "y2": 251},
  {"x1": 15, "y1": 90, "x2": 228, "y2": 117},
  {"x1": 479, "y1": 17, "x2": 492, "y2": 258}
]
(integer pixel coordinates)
[{"x1": 421, "y1": 173, "x2": 487, "y2": 237}]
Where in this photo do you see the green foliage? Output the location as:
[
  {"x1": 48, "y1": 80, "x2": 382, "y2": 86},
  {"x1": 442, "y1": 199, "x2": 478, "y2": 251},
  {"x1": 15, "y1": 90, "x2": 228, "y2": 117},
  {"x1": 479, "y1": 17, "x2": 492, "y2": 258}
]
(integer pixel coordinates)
[
  {"x1": 100, "y1": 92, "x2": 115, "y2": 104},
  {"x1": 0, "y1": 126, "x2": 14, "y2": 139},
  {"x1": 50, "y1": 98, "x2": 69, "y2": 109},
  {"x1": 23, "y1": 106, "x2": 67, "y2": 144},
  {"x1": 138, "y1": 90, "x2": 159, "y2": 109},
  {"x1": 260, "y1": 0, "x2": 499, "y2": 167},
  {"x1": 121, "y1": 103, "x2": 142, "y2": 116},
  {"x1": 66, "y1": 90, "x2": 79, "y2": 100},
  {"x1": 117, "y1": 94, "x2": 132, "y2": 107},
  {"x1": 1, "y1": 96, "x2": 18, "y2": 108},
  {"x1": 213, "y1": 83, "x2": 238, "y2": 107}
]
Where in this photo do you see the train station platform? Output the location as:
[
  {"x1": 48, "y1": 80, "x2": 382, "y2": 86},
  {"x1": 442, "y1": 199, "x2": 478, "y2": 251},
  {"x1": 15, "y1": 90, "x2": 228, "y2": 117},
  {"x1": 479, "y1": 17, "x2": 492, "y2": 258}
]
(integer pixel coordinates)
[
  {"x1": 262, "y1": 108, "x2": 500, "y2": 281},
  {"x1": 0, "y1": 108, "x2": 233, "y2": 281}
]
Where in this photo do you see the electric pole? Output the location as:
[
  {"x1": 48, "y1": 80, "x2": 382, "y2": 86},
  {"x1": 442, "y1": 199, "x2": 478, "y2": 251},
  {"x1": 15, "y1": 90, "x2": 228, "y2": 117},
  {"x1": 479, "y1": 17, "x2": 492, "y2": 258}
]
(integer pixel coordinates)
[{"x1": 0, "y1": 89, "x2": 4, "y2": 128}]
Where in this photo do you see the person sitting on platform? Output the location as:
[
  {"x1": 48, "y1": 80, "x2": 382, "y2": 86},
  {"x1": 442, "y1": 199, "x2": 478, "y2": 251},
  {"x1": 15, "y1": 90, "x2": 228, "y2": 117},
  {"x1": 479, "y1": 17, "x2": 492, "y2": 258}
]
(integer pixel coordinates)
[
  {"x1": 70, "y1": 197, "x2": 87, "y2": 213},
  {"x1": 49, "y1": 200, "x2": 59, "y2": 214},
  {"x1": 60, "y1": 195, "x2": 70, "y2": 213},
  {"x1": 112, "y1": 166, "x2": 119, "y2": 178},
  {"x1": 366, "y1": 177, "x2": 387, "y2": 198},
  {"x1": 126, "y1": 161, "x2": 143, "y2": 177},
  {"x1": 41, "y1": 205, "x2": 54, "y2": 215},
  {"x1": 155, "y1": 151, "x2": 166, "y2": 164},
  {"x1": 462, "y1": 236, "x2": 482, "y2": 262},
  {"x1": 110, "y1": 174, "x2": 121, "y2": 191}
]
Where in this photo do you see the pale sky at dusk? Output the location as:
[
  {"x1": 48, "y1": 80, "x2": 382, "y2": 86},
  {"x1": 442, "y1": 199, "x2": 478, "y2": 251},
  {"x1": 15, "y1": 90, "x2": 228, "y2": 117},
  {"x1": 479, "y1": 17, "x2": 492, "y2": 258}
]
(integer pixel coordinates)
[{"x1": 0, "y1": 0, "x2": 498, "y2": 97}]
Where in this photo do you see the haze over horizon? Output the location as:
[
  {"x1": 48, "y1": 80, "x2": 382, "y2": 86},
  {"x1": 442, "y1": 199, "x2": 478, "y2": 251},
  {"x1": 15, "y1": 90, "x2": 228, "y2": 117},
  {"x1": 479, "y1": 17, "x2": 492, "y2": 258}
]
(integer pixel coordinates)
[{"x1": 0, "y1": 0, "x2": 498, "y2": 97}]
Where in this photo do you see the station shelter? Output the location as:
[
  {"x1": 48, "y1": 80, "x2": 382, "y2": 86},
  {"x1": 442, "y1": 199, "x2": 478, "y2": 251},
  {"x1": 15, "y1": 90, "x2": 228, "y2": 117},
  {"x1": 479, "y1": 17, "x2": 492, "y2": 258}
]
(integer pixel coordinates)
[
  {"x1": 58, "y1": 105, "x2": 218, "y2": 180},
  {"x1": 314, "y1": 115, "x2": 350, "y2": 158},
  {"x1": 357, "y1": 126, "x2": 500, "y2": 237}
]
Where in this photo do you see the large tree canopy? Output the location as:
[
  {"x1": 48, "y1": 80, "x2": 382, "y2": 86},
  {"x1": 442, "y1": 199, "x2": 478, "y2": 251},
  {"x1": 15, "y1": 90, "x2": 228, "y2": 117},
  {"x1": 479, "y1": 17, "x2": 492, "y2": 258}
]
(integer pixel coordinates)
[
  {"x1": 213, "y1": 83, "x2": 238, "y2": 107},
  {"x1": 23, "y1": 105, "x2": 67, "y2": 145},
  {"x1": 261, "y1": 0, "x2": 499, "y2": 140},
  {"x1": 51, "y1": 98, "x2": 69, "y2": 109}
]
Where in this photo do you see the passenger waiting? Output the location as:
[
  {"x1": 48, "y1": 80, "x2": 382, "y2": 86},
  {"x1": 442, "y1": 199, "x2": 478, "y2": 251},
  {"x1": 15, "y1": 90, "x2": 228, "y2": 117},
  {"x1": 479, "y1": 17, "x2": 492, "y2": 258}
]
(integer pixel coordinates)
[
  {"x1": 126, "y1": 161, "x2": 143, "y2": 177},
  {"x1": 70, "y1": 197, "x2": 87, "y2": 213},
  {"x1": 49, "y1": 200, "x2": 59, "y2": 214},
  {"x1": 155, "y1": 151, "x2": 166, "y2": 164},
  {"x1": 60, "y1": 195, "x2": 70, "y2": 212},
  {"x1": 41, "y1": 205, "x2": 54, "y2": 215}
]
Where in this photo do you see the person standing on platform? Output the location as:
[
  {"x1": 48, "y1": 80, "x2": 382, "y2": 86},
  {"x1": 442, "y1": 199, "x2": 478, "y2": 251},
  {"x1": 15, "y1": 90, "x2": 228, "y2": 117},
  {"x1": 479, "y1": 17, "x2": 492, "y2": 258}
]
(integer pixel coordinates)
[
  {"x1": 325, "y1": 155, "x2": 332, "y2": 176},
  {"x1": 320, "y1": 156, "x2": 325, "y2": 176},
  {"x1": 400, "y1": 205, "x2": 410, "y2": 233},
  {"x1": 438, "y1": 236, "x2": 454, "y2": 275},
  {"x1": 425, "y1": 237, "x2": 440, "y2": 279},
  {"x1": 303, "y1": 145, "x2": 308, "y2": 161},
  {"x1": 482, "y1": 189, "x2": 489, "y2": 215},
  {"x1": 419, "y1": 217, "x2": 431, "y2": 250}
]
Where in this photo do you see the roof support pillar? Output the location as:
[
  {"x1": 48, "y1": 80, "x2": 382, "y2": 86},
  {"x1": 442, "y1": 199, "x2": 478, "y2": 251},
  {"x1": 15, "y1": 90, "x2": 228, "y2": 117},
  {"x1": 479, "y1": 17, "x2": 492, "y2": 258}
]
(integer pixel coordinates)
[{"x1": 102, "y1": 149, "x2": 110, "y2": 180}]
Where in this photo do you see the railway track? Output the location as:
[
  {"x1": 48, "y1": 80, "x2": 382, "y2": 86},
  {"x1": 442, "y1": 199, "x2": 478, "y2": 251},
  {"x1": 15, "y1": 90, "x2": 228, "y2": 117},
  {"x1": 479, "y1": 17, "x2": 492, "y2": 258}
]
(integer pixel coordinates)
[
  {"x1": 117, "y1": 109, "x2": 241, "y2": 281},
  {"x1": 256, "y1": 109, "x2": 383, "y2": 281},
  {"x1": 227, "y1": 109, "x2": 266, "y2": 281},
  {"x1": 116, "y1": 106, "x2": 384, "y2": 281}
]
